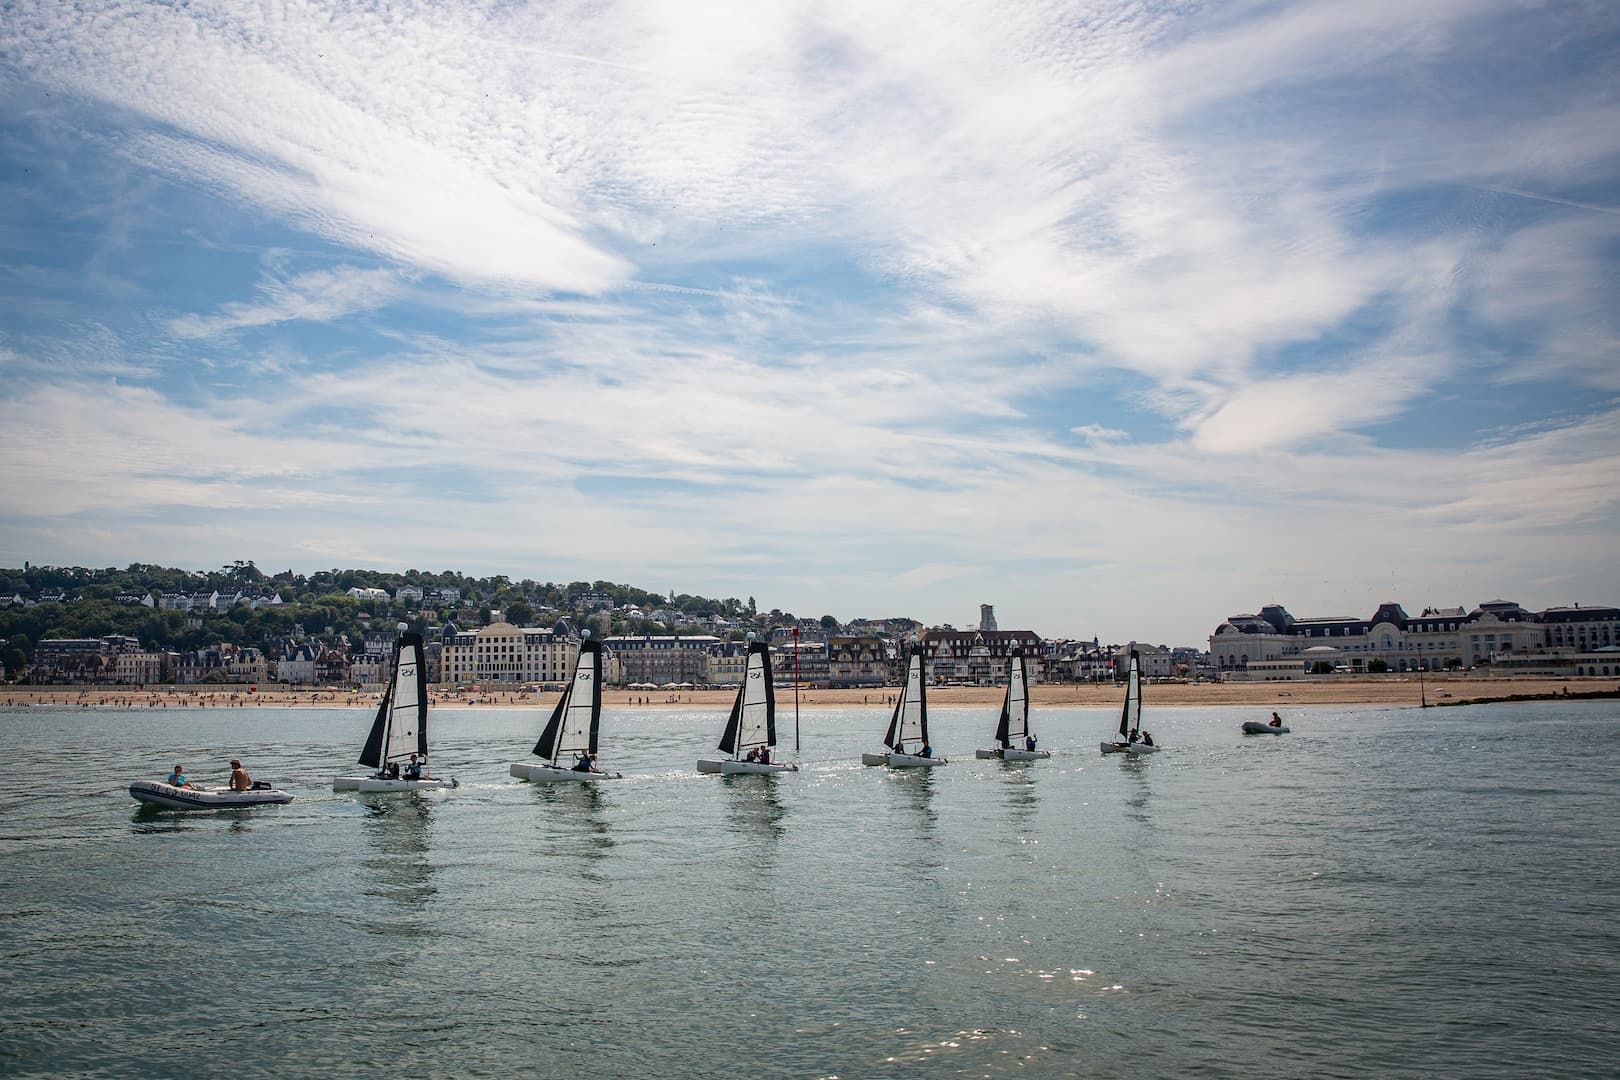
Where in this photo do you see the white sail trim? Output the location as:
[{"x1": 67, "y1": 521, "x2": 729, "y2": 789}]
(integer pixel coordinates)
[
  {"x1": 736, "y1": 649, "x2": 771, "y2": 752},
  {"x1": 385, "y1": 652, "x2": 422, "y2": 763},
  {"x1": 552, "y1": 655, "x2": 597, "y2": 761},
  {"x1": 1125, "y1": 657, "x2": 1142, "y2": 735},
  {"x1": 896, "y1": 652, "x2": 926, "y2": 746},
  {"x1": 1006, "y1": 653, "x2": 1028, "y2": 741}
]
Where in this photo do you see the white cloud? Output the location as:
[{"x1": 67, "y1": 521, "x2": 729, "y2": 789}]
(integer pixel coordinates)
[
  {"x1": 168, "y1": 264, "x2": 407, "y2": 338},
  {"x1": 2, "y1": 0, "x2": 1618, "y2": 640}
]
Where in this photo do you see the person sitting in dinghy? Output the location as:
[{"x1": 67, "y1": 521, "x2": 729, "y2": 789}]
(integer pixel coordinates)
[
  {"x1": 1141, "y1": 732, "x2": 1154, "y2": 746},
  {"x1": 166, "y1": 764, "x2": 192, "y2": 788},
  {"x1": 404, "y1": 754, "x2": 422, "y2": 781},
  {"x1": 228, "y1": 760, "x2": 251, "y2": 791},
  {"x1": 920, "y1": 741, "x2": 933, "y2": 758},
  {"x1": 573, "y1": 751, "x2": 595, "y2": 773},
  {"x1": 1270, "y1": 712, "x2": 1283, "y2": 728},
  {"x1": 1025, "y1": 734, "x2": 1038, "y2": 752}
]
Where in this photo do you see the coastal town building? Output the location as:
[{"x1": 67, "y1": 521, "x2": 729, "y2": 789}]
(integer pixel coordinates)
[
  {"x1": 776, "y1": 639, "x2": 831, "y2": 687},
  {"x1": 705, "y1": 640, "x2": 751, "y2": 686},
  {"x1": 1116, "y1": 643, "x2": 1173, "y2": 679},
  {"x1": 1209, "y1": 600, "x2": 1596, "y2": 677},
  {"x1": 601, "y1": 634, "x2": 723, "y2": 685},
  {"x1": 115, "y1": 650, "x2": 172, "y2": 684},
  {"x1": 276, "y1": 643, "x2": 319, "y2": 684},
  {"x1": 440, "y1": 622, "x2": 579, "y2": 685},
  {"x1": 175, "y1": 644, "x2": 268, "y2": 684},
  {"x1": 1540, "y1": 606, "x2": 1620, "y2": 651},
  {"x1": 349, "y1": 651, "x2": 388, "y2": 686},
  {"x1": 31, "y1": 638, "x2": 105, "y2": 681},
  {"x1": 158, "y1": 591, "x2": 220, "y2": 612},
  {"x1": 922, "y1": 629, "x2": 1043, "y2": 685},
  {"x1": 827, "y1": 635, "x2": 889, "y2": 687}
]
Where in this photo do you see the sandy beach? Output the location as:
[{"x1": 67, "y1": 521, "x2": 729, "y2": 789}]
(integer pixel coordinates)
[{"x1": 2, "y1": 676, "x2": 1613, "y2": 711}]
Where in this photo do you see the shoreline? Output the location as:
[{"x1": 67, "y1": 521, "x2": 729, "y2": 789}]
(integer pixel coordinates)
[{"x1": 2, "y1": 676, "x2": 1614, "y2": 711}]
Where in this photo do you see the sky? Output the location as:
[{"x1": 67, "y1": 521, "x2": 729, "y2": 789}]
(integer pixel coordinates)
[{"x1": 1, "y1": 0, "x2": 1618, "y2": 646}]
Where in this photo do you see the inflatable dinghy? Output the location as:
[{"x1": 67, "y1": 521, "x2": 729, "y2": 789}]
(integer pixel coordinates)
[{"x1": 129, "y1": 780, "x2": 292, "y2": 810}]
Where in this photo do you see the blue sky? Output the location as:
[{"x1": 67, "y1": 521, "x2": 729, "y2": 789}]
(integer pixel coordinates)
[{"x1": 2, "y1": 0, "x2": 1618, "y2": 645}]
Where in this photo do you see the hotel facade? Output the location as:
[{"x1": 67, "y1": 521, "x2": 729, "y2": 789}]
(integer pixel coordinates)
[{"x1": 1210, "y1": 600, "x2": 1620, "y2": 678}]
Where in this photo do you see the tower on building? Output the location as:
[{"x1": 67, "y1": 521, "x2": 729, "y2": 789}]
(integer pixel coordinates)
[{"x1": 979, "y1": 604, "x2": 997, "y2": 632}]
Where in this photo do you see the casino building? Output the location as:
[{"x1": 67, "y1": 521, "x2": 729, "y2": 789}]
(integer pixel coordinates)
[{"x1": 1209, "y1": 600, "x2": 1618, "y2": 676}]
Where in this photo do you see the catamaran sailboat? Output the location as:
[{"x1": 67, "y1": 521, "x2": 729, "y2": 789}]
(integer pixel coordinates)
[
  {"x1": 976, "y1": 648, "x2": 1050, "y2": 761},
  {"x1": 698, "y1": 638, "x2": 799, "y2": 775},
  {"x1": 1101, "y1": 648, "x2": 1159, "y2": 755},
  {"x1": 510, "y1": 633, "x2": 623, "y2": 783},
  {"x1": 862, "y1": 643, "x2": 947, "y2": 768},
  {"x1": 333, "y1": 629, "x2": 456, "y2": 792}
]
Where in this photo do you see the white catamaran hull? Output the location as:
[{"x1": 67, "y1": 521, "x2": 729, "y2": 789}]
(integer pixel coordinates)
[
  {"x1": 129, "y1": 780, "x2": 292, "y2": 810},
  {"x1": 333, "y1": 775, "x2": 455, "y2": 792},
  {"x1": 697, "y1": 757, "x2": 799, "y2": 775},
  {"x1": 1100, "y1": 741, "x2": 1160, "y2": 756},
  {"x1": 975, "y1": 747, "x2": 1051, "y2": 761},
  {"x1": 1241, "y1": 722, "x2": 1290, "y2": 734},
  {"x1": 886, "y1": 752, "x2": 948, "y2": 769},
  {"x1": 509, "y1": 762, "x2": 623, "y2": 783},
  {"x1": 721, "y1": 759, "x2": 797, "y2": 775}
]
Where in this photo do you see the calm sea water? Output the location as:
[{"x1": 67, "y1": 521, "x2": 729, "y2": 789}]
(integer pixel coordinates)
[{"x1": 2, "y1": 698, "x2": 1618, "y2": 1078}]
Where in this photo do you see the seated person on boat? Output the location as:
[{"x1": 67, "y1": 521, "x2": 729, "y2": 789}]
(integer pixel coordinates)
[
  {"x1": 228, "y1": 760, "x2": 251, "y2": 791},
  {"x1": 166, "y1": 764, "x2": 192, "y2": 788},
  {"x1": 405, "y1": 754, "x2": 423, "y2": 780},
  {"x1": 573, "y1": 751, "x2": 595, "y2": 773}
]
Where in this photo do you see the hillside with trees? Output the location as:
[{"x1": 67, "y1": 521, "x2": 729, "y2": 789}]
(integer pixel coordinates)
[{"x1": 0, "y1": 562, "x2": 773, "y2": 670}]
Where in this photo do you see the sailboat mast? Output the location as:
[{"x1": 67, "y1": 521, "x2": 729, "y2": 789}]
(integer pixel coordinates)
[
  {"x1": 1417, "y1": 639, "x2": 1428, "y2": 708},
  {"x1": 793, "y1": 625, "x2": 801, "y2": 755}
]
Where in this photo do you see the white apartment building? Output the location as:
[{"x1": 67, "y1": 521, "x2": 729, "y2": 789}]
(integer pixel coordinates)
[
  {"x1": 602, "y1": 635, "x2": 722, "y2": 685},
  {"x1": 1116, "y1": 643, "x2": 1173, "y2": 679},
  {"x1": 1211, "y1": 600, "x2": 1551, "y2": 674},
  {"x1": 440, "y1": 622, "x2": 579, "y2": 685},
  {"x1": 115, "y1": 651, "x2": 171, "y2": 684},
  {"x1": 350, "y1": 652, "x2": 388, "y2": 686},
  {"x1": 922, "y1": 629, "x2": 1043, "y2": 685}
]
